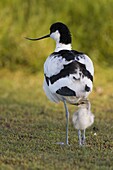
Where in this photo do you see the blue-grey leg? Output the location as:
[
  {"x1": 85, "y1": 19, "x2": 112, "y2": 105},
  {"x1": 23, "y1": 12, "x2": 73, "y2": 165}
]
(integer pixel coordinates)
[
  {"x1": 63, "y1": 99, "x2": 69, "y2": 145},
  {"x1": 82, "y1": 129, "x2": 86, "y2": 145},
  {"x1": 78, "y1": 130, "x2": 82, "y2": 146}
]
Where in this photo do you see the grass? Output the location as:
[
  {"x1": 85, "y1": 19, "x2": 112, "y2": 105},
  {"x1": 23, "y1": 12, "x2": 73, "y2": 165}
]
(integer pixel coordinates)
[
  {"x1": 0, "y1": 68, "x2": 113, "y2": 170},
  {"x1": 0, "y1": 1, "x2": 113, "y2": 169}
]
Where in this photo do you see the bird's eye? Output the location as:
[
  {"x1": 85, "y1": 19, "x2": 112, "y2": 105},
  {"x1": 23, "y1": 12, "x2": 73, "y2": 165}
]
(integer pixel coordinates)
[
  {"x1": 81, "y1": 102, "x2": 85, "y2": 104},
  {"x1": 50, "y1": 27, "x2": 56, "y2": 34}
]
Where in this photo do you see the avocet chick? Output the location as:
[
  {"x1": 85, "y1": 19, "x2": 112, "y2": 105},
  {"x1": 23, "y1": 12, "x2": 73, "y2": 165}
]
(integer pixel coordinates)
[{"x1": 72, "y1": 99, "x2": 94, "y2": 146}]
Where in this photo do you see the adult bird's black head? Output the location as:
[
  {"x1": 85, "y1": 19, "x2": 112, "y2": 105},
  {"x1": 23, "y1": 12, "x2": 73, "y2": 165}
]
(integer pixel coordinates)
[{"x1": 25, "y1": 22, "x2": 72, "y2": 45}]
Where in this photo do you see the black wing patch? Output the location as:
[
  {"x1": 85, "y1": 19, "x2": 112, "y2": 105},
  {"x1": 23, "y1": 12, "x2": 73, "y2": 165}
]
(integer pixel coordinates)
[
  {"x1": 45, "y1": 74, "x2": 49, "y2": 86},
  {"x1": 49, "y1": 61, "x2": 93, "y2": 84},
  {"x1": 52, "y1": 50, "x2": 83, "y2": 61},
  {"x1": 56, "y1": 86, "x2": 76, "y2": 96},
  {"x1": 45, "y1": 50, "x2": 93, "y2": 86},
  {"x1": 85, "y1": 85, "x2": 90, "y2": 92}
]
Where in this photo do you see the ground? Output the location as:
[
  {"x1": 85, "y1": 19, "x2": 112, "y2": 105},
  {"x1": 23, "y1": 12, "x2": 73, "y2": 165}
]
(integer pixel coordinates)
[{"x1": 0, "y1": 68, "x2": 113, "y2": 170}]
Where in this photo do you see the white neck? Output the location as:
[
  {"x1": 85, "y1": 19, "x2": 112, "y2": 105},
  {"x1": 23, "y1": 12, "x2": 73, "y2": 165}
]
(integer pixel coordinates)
[{"x1": 55, "y1": 42, "x2": 72, "y2": 52}]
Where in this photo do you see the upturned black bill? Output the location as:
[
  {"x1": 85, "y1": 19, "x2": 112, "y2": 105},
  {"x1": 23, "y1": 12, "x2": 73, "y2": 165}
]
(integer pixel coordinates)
[{"x1": 25, "y1": 34, "x2": 50, "y2": 41}]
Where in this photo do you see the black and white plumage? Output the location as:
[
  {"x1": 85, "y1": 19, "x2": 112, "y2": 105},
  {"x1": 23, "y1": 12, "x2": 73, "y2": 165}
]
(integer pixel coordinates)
[
  {"x1": 43, "y1": 49, "x2": 94, "y2": 104},
  {"x1": 26, "y1": 22, "x2": 94, "y2": 145}
]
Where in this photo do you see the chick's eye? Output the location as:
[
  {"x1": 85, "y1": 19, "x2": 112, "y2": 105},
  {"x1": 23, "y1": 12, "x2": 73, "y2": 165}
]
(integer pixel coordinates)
[{"x1": 81, "y1": 102, "x2": 85, "y2": 104}]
